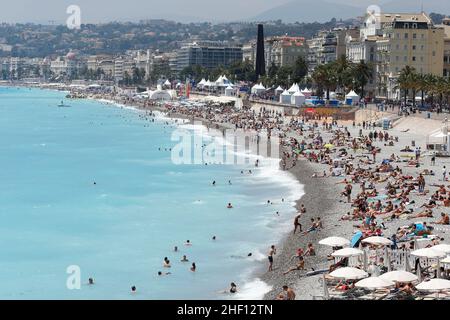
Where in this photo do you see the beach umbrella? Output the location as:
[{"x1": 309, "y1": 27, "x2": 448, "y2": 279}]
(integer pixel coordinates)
[
  {"x1": 319, "y1": 236, "x2": 350, "y2": 247},
  {"x1": 441, "y1": 257, "x2": 450, "y2": 264},
  {"x1": 355, "y1": 277, "x2": 394, "y2": 290},
  {"x1": 411, "y1": 248, "x2": 445, "y2": 278},
  {"x1": 329, "y1": 267, "x2": 368, "y2": 280},
  {"x1": 410, "y1": 248, "x2": 446, "y2": 259},
  {"x1": 332, "y1": 248, "x2": 364, "y2": 258},
  {"x1": 379, "y1": 271, "x2": 418, "y2": 283},
  {"x1": 432, "y1": 244, "x2": 450, "y2": 254},
  {"x1": 416, "y1": 279, "x2": 450, "y2": 292},
  {"x1": 362, "y1": 236, "x2": 393, "y2": 246}
]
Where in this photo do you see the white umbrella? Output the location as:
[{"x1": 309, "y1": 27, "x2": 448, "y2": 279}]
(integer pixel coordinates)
[
  {"x1": 362, "y1": 236, "x2": 393, "y2": 246},
  {"x1": 329, "y1": 267, "x2": 368, "y2": 280},
  {"x1": 410, "y1": 248, "x2": 446, "y2": 259},
  {"x1": 432, "y1": 244, "x2": 450, "y2": 254},
  {"x1": 355, "y1": 277, "x2": 394, "y2": 290},
  {"x1": 319, "y1": 237, "x2": 350, "y2": 247},
  {"x1": 441, "y1": 257, "x2": 450, "y2": 264},
  {"x1": 379, "y1": 271, "x2": 418, "y2": 283},
  {"x1": 332, "y1": 248, "x2": 364, "y2": 258},
  {"x1": 416, "y1": 279, "x2": 450, "y2": 292}
]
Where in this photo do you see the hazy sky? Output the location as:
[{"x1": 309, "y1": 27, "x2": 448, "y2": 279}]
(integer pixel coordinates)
[
  {"x1": 0, "y1": 0, "x2": 293, "y2": 23},
  {"x1": 0, "y1": 0, "x2": 444, "y2": 24}
]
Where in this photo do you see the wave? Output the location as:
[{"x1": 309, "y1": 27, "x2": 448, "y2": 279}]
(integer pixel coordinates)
[{"x1": 233, "y1": 279, "x2": 273, "y2": 300}]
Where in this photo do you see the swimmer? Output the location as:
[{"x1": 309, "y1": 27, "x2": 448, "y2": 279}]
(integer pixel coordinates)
[
  {"x1": 88, "y1": 278, "x2": 94, "y2": 285},
  {"x1": 163, "y1": 257, "x2": 171, "y2": 268},
  {"x1": 212, "y1": 236, "x2": 216, "y2": 240},
  {"x1": 190, "y1": 263, "x2": 196, "y2": 272},
  {"x1": 181, "y1": 255, "x2": 189, "y2": 262},
  {"x1": 131, "y1": 286, "x2": 137, "y2": 293},
  {"x1": 212, "y1": 181, "x2": 216, "y2": 186},
  {"x1": 227, "y1": 203, "x2": 233, "y2": 209},
  {"x1": 174, "y1": 246, "x2": 178, "y2": 252},
  {"x1": 185, "y1": 240, "x2": 192, "y2": 246},
  {"x1": 158, "y1": 271, "x2": 171, "y2": 276},
  {"x1": 228, "y1": 180, "x2": 232, "y2": 185}
]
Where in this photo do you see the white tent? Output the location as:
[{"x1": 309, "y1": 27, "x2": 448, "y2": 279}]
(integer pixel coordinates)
[
  {"x1": 251, "y1": 83, "x2": 266, "y2": 95},
  {"x1": 291, "y1": 91, "x2": 306, "y2": 106},
  {"x1": 280, "y1": 90, "x2": 292, "y2": 104},
  {"x1": 225, "y1": 85, "x2": 235, "y2": 97},
  {"x1": 163, "y1": 80, "x2": 171, "y2": 87},
  {"x1": 332, "y1": 248, "x2": 364, "y2": 258},
  {"x1": 379, "y1": 271, "x2": 418, "y2": 283},
  {"x1": 345, "y1": 90, "x2": 360, "y2": 105},
  {"x1": 275, "y1": 86, "x2": 284, "y2": 94},
  {"x1": 197, "y1": 78, "x2": 207, "y2": 88},
  {"x1": 362, "y1": 236, "x2": 393, "y2": 246},
  {"x1": 355, "y1": 277, "x2": 394, "y2": 290},
  {"x1": 319, "y1": 237, "x2": 350, "y2": 247},
  {"x1": 204, "y1": 80, "x2": 214, "y2": 88},
  {"x1": 329, "y1": 267, "x2": 368, "y2": 280},
  {"x1": 288, "y1": 83, "x2": 300, "y2": 94},
  {"x1": 301, "y1": 88, "x2": 312, "y2": 99}
]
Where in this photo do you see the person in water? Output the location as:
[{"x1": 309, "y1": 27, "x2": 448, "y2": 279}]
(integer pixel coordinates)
[
  {"x1": 190, "y1": 263, "x2": 196, "y2": 272},
  {"x1": 158, "y1": 271, "x2": 171, "y2": 276},
  {"x1": 181, "y1": 255, "x2": 189, "y2": 262},
  {"x1": 163, "y1": 257, "x2": 171, "y2": 268},
  {"x1": 227, "y1": 203, "x2": 233, "y2": 209},
  {"x1": 230, "y1": 282, "x2": 237, "y2": 293},
  {"x1": 88, "y1": 278, "x2": 94, "y2": 285},
  {"x1": 131, "y1": 286, "x2": 137, "y2": 293},
  {"x1": 185, "y1": 240, "x2": 192, "y2": 246},
  {"x1": 174, "y1": 246, "x2": 178, "y2": 252}
]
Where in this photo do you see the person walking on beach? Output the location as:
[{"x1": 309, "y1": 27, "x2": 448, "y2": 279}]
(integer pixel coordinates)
[
  {"x1": 443, "y1": 166, "x2": 447, "y2": 182},
  {"x1": 342, "y1": 183, "x2": 352, "y2": 203},
  {"x1": 293, "y1": 213, "x2": 302, "y2": 234},
  {"x1": 268, "y1": 245, "x2": 276, "y2": 272}
]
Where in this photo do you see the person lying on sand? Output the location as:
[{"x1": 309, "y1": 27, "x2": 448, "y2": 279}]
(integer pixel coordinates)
[
  {"x1": 283, "y1": 257, "x2": 305, "y2": 275},
  {"x1": 435, "y1": 212, "x2": 450, "y2": 225}
]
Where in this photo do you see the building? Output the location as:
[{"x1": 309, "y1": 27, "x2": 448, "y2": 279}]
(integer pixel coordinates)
[
  {"x1": 242, "y1": 41, "x2": 256, "y2": 64},
  {"x1": 307, "y1": 28, "x2": 359, "y2": 73},
  {"x1": 267, "y1": 36, "x2": 308, "y2": 68},
  {"x1": 50, "y1": 52, "x2": 79, "y2": 78},
  {"x1": 375, "y1": 13, "x2": 444, "y2": 99},
  {"x1": 173, "y1": 41, "x2": 243, "y2": 75},
  {"x1": 437, "y1": 17, "x2": 450, "y2": 78}
]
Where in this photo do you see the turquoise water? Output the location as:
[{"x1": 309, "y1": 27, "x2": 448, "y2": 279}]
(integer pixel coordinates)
[{"x1": 0, "y1": 87, "x2": 303, "y2": 299}]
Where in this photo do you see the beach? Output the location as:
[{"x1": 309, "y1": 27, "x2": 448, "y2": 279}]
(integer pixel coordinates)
[{"x1": 3, "y1": 84, "x2": 450, "y2": 300}]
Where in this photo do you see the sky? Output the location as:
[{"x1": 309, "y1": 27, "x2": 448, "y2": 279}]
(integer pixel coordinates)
[
  {"x1": 0, "y1": 0, "x2": 292, "y2": 23},
  {"x1": 0, "y1": 0, "x2": 447, "y2": 24}
]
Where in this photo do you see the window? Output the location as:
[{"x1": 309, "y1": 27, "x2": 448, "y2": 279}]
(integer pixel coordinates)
[
  {"x1": 412, "y1": 23, "x2": 417, "y2": 29},
  {"x1": 421, "y1": 45, "x2": 424, "y2": 50},
  {"x1": 405, "y1": 33, "x2": 408, "y2": 39},
  {"x1": 412, "y1": 45, "x2": 416, "y2": 50},
  {"x1": 396, "y1": 56, "x2": 399, "y2": 61},
  {"x1": 404, "y1": 56, "x2": 407, "y2": 62},
  {"x1": 396, "y1": 44, "x2": 400, "y2": 50},
  {"x1": 412, "y1": 56, "x2": 416, "y2": 61},
  {"x1": 420, "y1": 56, "x2": 424, "y2": 62},
  {"x1": 433, "y1": 51, "x2": 436, "y2": 57},
  {"x1": 413, "y1": 33, "x2": 417, "y2": 39},
  {"x1": 404, "y1": 44, "x2": 408, "y2": 50}
]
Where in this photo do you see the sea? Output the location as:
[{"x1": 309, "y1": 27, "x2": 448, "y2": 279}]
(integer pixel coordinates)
[{"x1": 0, "y1": 86, "x2": 304, "y2": 299}]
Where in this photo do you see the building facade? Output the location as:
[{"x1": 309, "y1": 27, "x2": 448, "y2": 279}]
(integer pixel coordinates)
[{"x1": 173, "y1": 41, "x2": 243, "y2": 75}]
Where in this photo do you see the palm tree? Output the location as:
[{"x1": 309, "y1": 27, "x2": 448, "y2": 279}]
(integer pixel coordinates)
[
  {"x1": 312, "y1": 64, "x2": 336, "y2": 101},
  {"x1": 397, "y1": 66, "x2": 416, "y2": 106},
  {"x1": 352, "y1": 60, "x2": 372, "y2": 99},
  {"x1": 333, "y1": 55, "x2": 351, "y2": 94},
  {"x1": 416, "y1": 73, "x2": 428, "y2": 109}
]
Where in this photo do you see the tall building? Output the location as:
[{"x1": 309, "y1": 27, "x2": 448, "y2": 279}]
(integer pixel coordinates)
[
  {"x1": 255, "y1": 24, "x2": 266, "y2": 77},
  {"x1": 437, "y1": 17, "x2": 450, "y2": 78},
  {"x1": 267, "y1": 36, "x2": 308, "y2": 68},
  {"x1": 376, "y1": 13, "x2": 444, "y2": 99},
  {"x1": 307, "y1": 28, "x2": 359, "y2": 73},
  {"x1": 173, "y1": 41, "x2": 243, "y2": 75}
]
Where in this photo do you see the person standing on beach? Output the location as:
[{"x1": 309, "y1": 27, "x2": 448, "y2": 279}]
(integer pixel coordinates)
[
  {"x1": 443, "y1": 166, "x2": 447, "y2": 181},
  {"x1": 268, "y1": 245, "x2": 276, "y2": 272}
]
